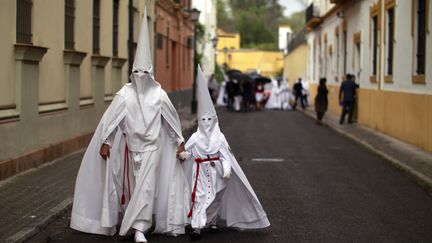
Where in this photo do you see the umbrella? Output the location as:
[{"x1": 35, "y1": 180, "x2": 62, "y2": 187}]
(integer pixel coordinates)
[{"x1": 253, "y1": 76, "x2": 271, "y2": 84}]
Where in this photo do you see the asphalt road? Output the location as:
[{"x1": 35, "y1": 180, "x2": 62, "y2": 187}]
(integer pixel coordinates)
[{"x1": 28, "y1": 109, "x2": 432, "y2": 243}]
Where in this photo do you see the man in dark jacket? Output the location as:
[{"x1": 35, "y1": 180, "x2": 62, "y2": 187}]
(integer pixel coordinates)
[
  {"x1": 339, "y1": 74, "x2": 359, "y2": 124},
  {"x1": 293, "y1": 78, "x2": 305, "y2": 110}
]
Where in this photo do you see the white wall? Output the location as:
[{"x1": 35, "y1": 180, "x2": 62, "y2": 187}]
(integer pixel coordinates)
[
  {"x1": 192, "y1": 0, "x2": 217, "y2": 80},
  {"x1": 307, "y1": 0, "x2": 432, "y2": 94}
]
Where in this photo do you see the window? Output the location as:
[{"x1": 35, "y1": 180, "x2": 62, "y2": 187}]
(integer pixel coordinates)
[
  {"x1": 386, "y1": 7, "x2": 395, "y2": 76},
  {"x1": 16, "y1": 0, "x2": 32, "y2": 44},
  {"x1": 372, "y1": 15, "x2": 378, "y2": 77},
  {"x1": 335, "y1": 27, "x2": 340, "y2": 81},
  {"x1": 166, "y1": 27, "x2": 170, "y2": 66},
  {"x1": 343, "y1": 29, "x2": 347, "y2": 75},
  {"x1": 354, "y1": 32, "x2": 362, "y2": 80},
  {"x1": 187, "y1": 36, "x2": 193, "y2": 49},
  {"x1": 65, "y1": 0, "x2": 75, "y2": 50},
  {"x1": 93, "y1": 0, "x2": 100, "y2": 54},
  {"x1": 324, "y1": 34, "x2": 328, "y2": 78},
  {"x1": 157, "y1": 33, "x2": 163, "y2": 49},
  {"x1": 113, "y1": 0, "x2": 119, "y2": 56},
  {"x1": 416, "y1": 0, "x2": 427, "y2": 75}
]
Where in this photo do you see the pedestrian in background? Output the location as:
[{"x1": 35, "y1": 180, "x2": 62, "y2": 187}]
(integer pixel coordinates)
[
  {"x1": 208, "y1": 74, "x2": 218, "y2": 104},
  {"x1": 314, "y1": 78, "x2": 328, "y2": 125},
  {"x1": 339, "y1": 74, "x2": 359, "y2": 124},
  {"x1": 292, "y1": 77, "x2": 305, "y2": 110},
  {"x1": 225, "y1": 78, "x2": 235, "y2": 111},
  {"x1": 254, "y1": 80, "x2": 265, "y2": 110}
]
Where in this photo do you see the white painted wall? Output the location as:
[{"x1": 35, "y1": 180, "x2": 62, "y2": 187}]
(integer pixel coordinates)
[
  {"x1": 279, "y1": 26, "x2": 293, "y2": 51},
  {"x1": 192, "y1": 0, "x2": 217, "y2": 80},
  {"x1": 306, "y1": 0, "x2": 432, "y2": 94}
]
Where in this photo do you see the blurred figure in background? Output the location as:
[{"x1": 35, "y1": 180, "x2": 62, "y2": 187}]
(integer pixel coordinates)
[
  {"x1": 279, "y1": 77, "x2": 291, "y2": 110},
  {"x1": 225, "y1": 78, "x2": 235, "y2": 111},
  {"x1": 216, "y1": 76, "x2": 227, "y2": 107},
  {"x1": 254, "y1": 80, "x2": 265, "y2": 110},
  {"x1": 339, "y1": 74, "x2": 359, "y2": 124},
  {"x1": 265, "y1": 78, "x2": 281, "y2": 109},
  {"x1": 314, "y1": 78, "x2": 328, "y2": 125},
  {"x1": 292, "y1": 77, "x2": 305, "y2": 110},
  {"x1": 208, "y1": 74, "x2": 218, "y2": 104},
  {"x1": 241, "y1": 79, "x2": 255, "y2": 111}
]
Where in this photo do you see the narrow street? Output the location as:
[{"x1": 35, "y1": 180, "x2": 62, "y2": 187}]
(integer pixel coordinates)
[{"x1": 28, "y1": 109, "x2": 432, "y2": 243}]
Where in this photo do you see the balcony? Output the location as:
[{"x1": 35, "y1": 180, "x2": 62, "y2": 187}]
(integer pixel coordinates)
[{"x1": 305, "y1": 3, "x2": 321, "y2": 30}]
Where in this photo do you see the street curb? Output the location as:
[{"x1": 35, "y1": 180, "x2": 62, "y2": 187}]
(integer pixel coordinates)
[
  {"x1": 5, "y1": 119, "x2": 198, "y2": 243},
  {"x1": 4, "y1": 198, "x2": 72, "y2": 243},
  {"x1": 299, "y1": 110, "x2": 432, "y2": 193}
]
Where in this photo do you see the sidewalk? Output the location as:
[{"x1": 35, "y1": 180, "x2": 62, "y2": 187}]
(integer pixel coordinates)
[
  {"x1": 301, "y1": 107, "x2": 432, "y2": 193},
  {"x1": 0, "y1": 107, "x2": 197, "y2": 243}
]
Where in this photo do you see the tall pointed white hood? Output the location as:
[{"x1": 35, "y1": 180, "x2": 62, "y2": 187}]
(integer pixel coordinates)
[
  {"x1": 195, "y1": 65, "x2": 222, "y2": 155},
  {"x1": 132, "y1": 8, "x2": 153, "y2": 74},
  {"x1": 130, "y1": 7, "x2": 162, "y2": 130}
]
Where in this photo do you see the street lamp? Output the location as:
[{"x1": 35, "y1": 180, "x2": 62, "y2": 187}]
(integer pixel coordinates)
[{"x1": 189, "y1": 8, "x2": 201, "y2": 114}]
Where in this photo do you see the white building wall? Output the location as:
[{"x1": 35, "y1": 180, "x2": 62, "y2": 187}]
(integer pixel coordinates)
[
  {"x1": 192, "y1": 0, "x2": 217, "y2": 79},
  {"x1": 308, "y1": 0, "x2": 432, "y2": 94},
  {"x1": 279, "y1": 26, "x2": 293, "y2": 52}
]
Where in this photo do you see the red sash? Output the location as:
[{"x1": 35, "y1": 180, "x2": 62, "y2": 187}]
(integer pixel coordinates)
[
  {"x1": 187, "y1": 156, "x2": 220, "y2": 218},
  {"x1": 121, "y1": 144, "x2": 131, "y2": 205}
]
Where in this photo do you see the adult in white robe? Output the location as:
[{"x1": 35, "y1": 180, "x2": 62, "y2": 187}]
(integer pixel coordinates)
[
  {"x1": 216, "y1": 80, "x2": 227, "y2": 107},
  {"x1": 279, "y1": 78, "x2": 292, "y2": 110},
  {"x1": 180, "y1": 66, "x2": 270, "y2": 239},
  {"x1": 70, "y1": 9, "x2": 188, "y2": 241},
  {"x1": 265, "y1": 78, "x2": 281, "y2": 109}
]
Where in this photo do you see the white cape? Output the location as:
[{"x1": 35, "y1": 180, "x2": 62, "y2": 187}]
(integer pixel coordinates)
[
  {"x1": 184, "y1": 133, "x2": 270, "y2": 229},
  {"x1": 70, "y1": 85, "x2": 188, "y2": 236},
  {"x1": 265, "y1": 80, "x2": 281, "y2": 109}
]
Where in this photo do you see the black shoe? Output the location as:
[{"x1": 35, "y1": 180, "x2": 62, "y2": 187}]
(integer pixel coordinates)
[
  {"x1": 208, "y1": 224, "x2": 219, "y2": 233},
  {"x1": 189, "y1": 229, "x2": 201, "y2": 241}
]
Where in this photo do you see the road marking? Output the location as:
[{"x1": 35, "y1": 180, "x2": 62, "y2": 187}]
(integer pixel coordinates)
[{"x1": 250, "y1": 158, "x2": 285, "y2": 162}]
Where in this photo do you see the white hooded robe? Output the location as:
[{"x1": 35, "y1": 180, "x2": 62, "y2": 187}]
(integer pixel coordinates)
[{"x1": 183, "y1": 66, "x2": 270, "y2": 230}]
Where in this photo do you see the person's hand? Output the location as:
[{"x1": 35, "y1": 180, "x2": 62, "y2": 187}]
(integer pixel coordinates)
[
  {"x1": 223, "y1": 168, "x2": 232, "y2": 179},
  {"x1": 176, "y1": 142, "x2": 185, "y2": 159},
  {"x1": 100, "y1": 143, "x2": 110, "y2": 160}
]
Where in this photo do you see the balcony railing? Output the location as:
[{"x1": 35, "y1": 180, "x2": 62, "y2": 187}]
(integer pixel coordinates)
[
  {"x1": 287, "y1": 28, "x2": 307, "y2": 53},
  {"x1": 305, "y1": 3, "x2": 321, "y2": 29}
]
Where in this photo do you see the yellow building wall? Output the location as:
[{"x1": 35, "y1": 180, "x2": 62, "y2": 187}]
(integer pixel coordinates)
[
  {"x1": 217, "y1": 29, "x2": 240, "y2": 50},
  {"x1": 217, "y1": 50, "x2": 284, "y2": 77},
  {"x1": 283, "y1": 43, "x2": 308, "y2": 88},
  {"x1": 309, "y1": 83, "x2": 432, "y2": 153}
]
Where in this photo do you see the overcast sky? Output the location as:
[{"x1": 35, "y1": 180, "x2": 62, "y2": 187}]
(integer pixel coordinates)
[{"x1": 279, "y1": 0, "x2": 307, "y2": 17}]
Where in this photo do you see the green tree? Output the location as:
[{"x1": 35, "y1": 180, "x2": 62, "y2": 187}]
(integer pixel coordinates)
[
  {"x1": 280, "y1": 10, "x2": 305, "y2": 34},
  {"x1": 217, "y1": 0, "x2": 235, "y2": 32},
  {"x1": 227, "y1": 0, "x2": 284, "y2": 49}
]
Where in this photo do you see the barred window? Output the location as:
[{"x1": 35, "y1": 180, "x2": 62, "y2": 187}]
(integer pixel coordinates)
[
  {"x1": 372, "y1": 15, "x2": 378, "y2": 76},
  {"x1": 416, "y1": 0, "x2": 427, "y2": 75},
  {"x1": 93, "y1": 0, "x2": 100, "y2": 54},
  {"x1": 113, "y1": 0, "x2": 119, "y2": 56},
  {"x1": 166, "y1": 27, "x2": 170, "y2": 66},
  {"x1": 387, "y1": 7, "x2": 395, "y2": 75},
  {"x1": 65, "y1": 0, "x2": 75, "y2": 50},
  {"x1": 16, "y1": 0, "x2": 32, "y2": 44},
  {"x1": 157, "y1": 33, "x2": 163, "y2": 49}
]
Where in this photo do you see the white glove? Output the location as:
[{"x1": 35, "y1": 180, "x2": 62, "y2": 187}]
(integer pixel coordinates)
[
  {"x1": 223, "y1": 167, "x2": 232, "y2": 179},
  {"x1": 178, "y1": 151, "x2": 187, "y2": 161}
]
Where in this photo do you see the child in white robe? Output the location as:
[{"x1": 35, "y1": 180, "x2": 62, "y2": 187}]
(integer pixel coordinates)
[{"x1": 179, "y1": 66, "x2": 270, "y2": 240}]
